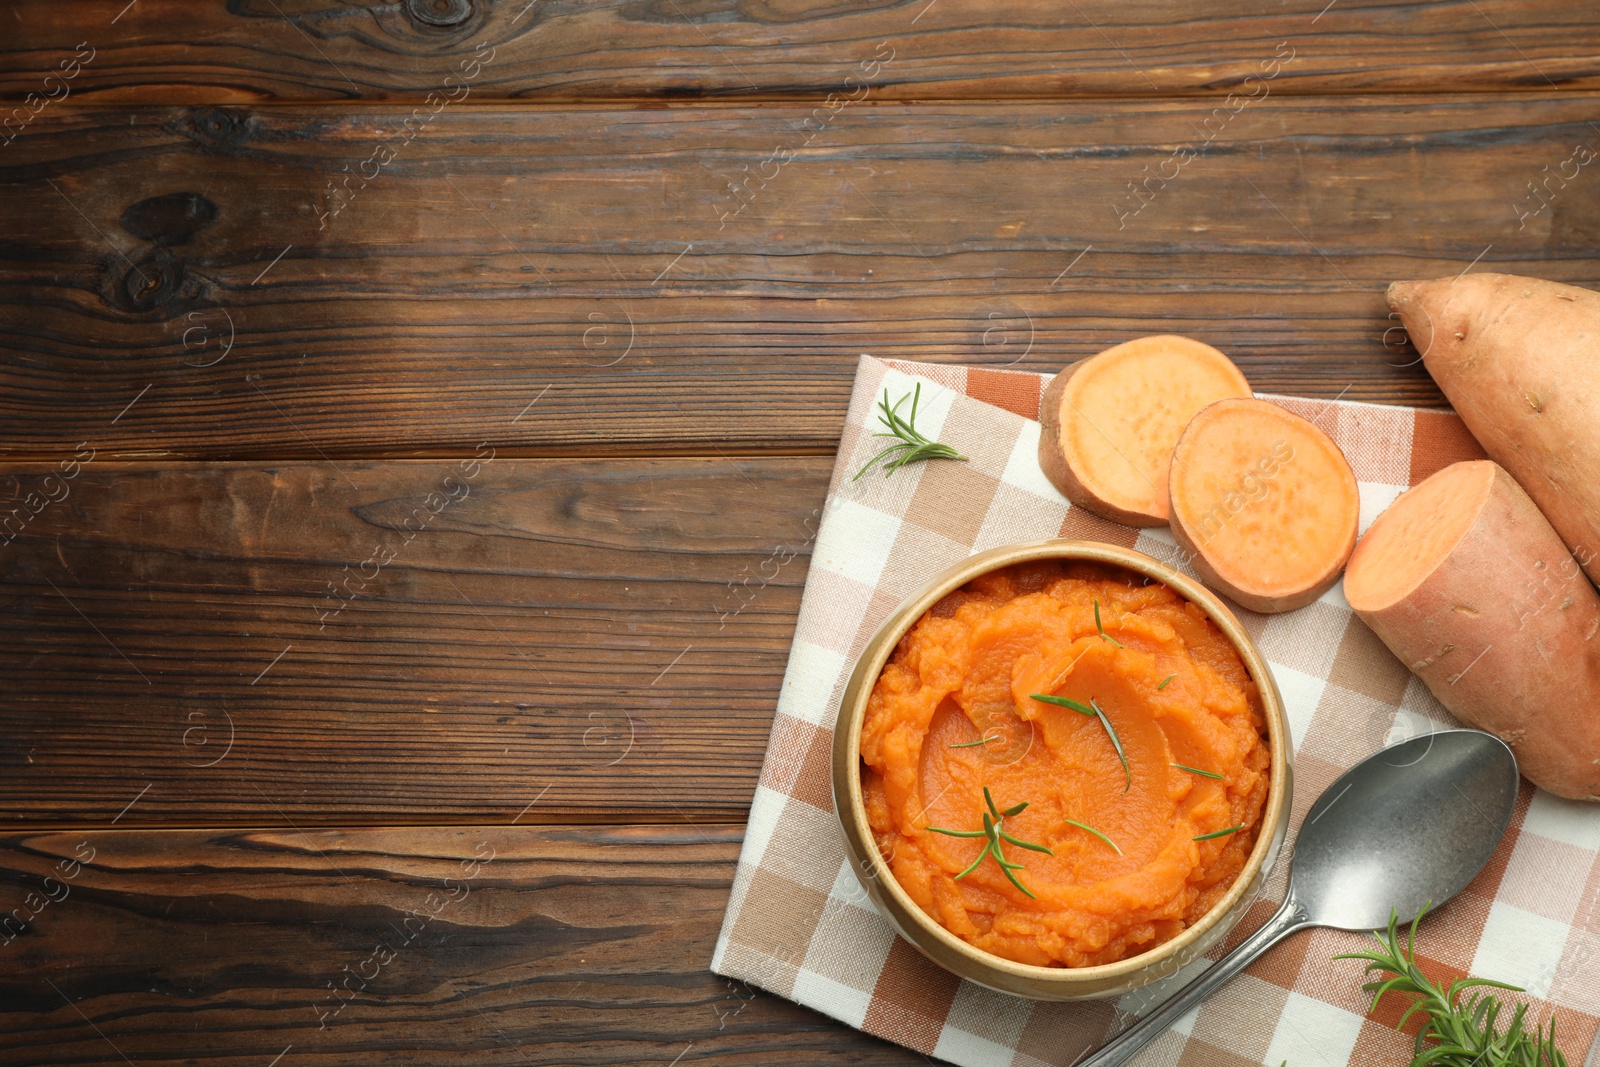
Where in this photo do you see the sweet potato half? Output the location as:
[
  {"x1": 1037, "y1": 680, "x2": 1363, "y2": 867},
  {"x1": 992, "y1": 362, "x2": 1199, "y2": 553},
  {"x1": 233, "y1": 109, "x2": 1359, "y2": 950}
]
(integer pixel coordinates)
[
  {"x1": 1345, "y1": 460, "x2": 1600, "y2": 801},
  {"x1": 1388, "y1": 273, "x2": 1600, "y2": 585},
  {"x1": 1168, "y1": 397, "x2": 1360, "y2": 614},
  {"x1": 1038, "y1": 336, "x2": 1252, "y2": 526}
]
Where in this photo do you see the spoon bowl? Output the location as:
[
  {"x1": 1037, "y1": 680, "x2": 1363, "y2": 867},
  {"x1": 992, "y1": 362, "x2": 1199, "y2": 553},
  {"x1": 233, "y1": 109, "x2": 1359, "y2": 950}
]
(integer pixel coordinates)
[
  {"x1": 1293, "y1": 729, "x2": 1519, "y2": 931},
  {"x1": 1080, "y1": 728, "x2": 1518, "y2": 1067}
]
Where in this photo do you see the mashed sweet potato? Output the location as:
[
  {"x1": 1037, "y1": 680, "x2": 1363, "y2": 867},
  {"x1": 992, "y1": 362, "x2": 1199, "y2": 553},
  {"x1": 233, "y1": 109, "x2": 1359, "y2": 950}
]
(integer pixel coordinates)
[{"x1": 860, "y1": 560, "x2": 1270, "y2": 968}]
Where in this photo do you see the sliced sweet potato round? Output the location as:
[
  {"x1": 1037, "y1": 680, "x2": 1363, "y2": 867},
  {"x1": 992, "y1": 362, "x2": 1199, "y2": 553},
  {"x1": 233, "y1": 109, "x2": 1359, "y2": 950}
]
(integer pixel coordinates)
[
  {"x1": 1037, "y1": 336, "x2": 1252, "y2": 527},
  {"x1": 1168, "y1": 397, "x2": 1359, "y2": 613}
]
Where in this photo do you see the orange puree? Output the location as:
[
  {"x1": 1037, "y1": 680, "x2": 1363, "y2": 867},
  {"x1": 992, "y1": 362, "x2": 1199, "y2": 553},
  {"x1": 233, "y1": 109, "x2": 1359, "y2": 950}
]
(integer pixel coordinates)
[{"x1": 860, "y1": 561, "x2": 1270, "y2": 968}]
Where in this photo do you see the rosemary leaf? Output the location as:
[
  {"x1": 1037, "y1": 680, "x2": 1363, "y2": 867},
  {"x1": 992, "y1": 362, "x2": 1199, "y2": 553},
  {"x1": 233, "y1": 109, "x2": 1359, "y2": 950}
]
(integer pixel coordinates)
[
  {"x1": 999, "y1": 854, "x2": 1036, "y2": 898},
  {"x1": 852, "y1": 383, "x2": 968, "y2": 481},
  {"x1": 1063, "y1": 818, "x2": 1123, "y2": 855},
  {"x1": 950, "y1": 736, "x2": 999, "y2": 748},
  {"x1": 953, "y1": 844, "x2": 990, "y2": 880},
  {"x1": 1091, "y1": 699, "x2": 1132, "y2": 794},
  {"x1": 1030, "y1": 693, "x2": 1097, "y2": 716},
  {"x1": 1030, "y1": 693, "x2": 1131, "y2": 791},
  {"x1": 1173, "y1": 763, "x2": 1225, "y2": 780},
  {"x1": 992, "y1": 847, "x2": 1027, "y2": 871},
  {"x1": 924, "y1": 787, "x2": 1054, "y2": 898},
  {"x1": 998, "y1": 830, "x2": 1052, "y2": 854},
  {"x1": 1194, "y1": 824, "x2": 1242, "y2": 841},
  {"x1": 1334, "y1": 905, "x2": 1570, "y2": 1067},
  {"x1": 983, "y1": 786, "x2": 1001, "y2": 821},
  {"x1": 1094, "y1": 599, "x2": 1125, "y2": 648},
  {"x1": 1157, "y1": 675, "x2": 1176, "y2": 690}
]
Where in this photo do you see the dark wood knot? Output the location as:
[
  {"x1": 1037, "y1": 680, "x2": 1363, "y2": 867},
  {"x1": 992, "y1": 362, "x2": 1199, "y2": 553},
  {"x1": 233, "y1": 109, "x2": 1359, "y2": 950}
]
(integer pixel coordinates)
[
  {"x1": 101, "y1": 192, "x2": 219, "y2": 315},
  {"x1": 405, "y1": 0, "x2": 472, "y2": 27},
  {"x1": 101, "y1": 247, "x2": 209, "y2": 316},
  {"x1": 119, "y1": 250, "x2": 183, "y2": 312},
  {"x1": 120, "y1": 192, "x2": 218, "y2": 246},
  {"x1": 176, "y1": 107, "x2": 256, "y2": 152}
]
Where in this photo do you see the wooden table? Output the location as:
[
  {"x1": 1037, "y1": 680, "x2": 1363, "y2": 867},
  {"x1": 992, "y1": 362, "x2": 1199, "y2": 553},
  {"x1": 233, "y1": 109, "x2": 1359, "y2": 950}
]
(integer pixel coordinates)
[{"x1": 1, "y1": 2, "x2": 1596, "y2": 1062}]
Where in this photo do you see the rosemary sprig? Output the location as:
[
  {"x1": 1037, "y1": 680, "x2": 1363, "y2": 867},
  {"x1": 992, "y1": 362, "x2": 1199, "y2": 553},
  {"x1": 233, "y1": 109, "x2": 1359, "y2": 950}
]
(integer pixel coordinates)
[
  {"x1": 1173, "y1": 763, "x2": 1225, "y2": 780},
  {"x1": 1063, "y1": 817, "x2": 1123, "y2": 856},
  {"x1": 1031, "y1": 693, "x2": 1097, "y2": 717},
  {"x1": 1092, "y1": 699, "x2": 1130, "y2": 793},
  {"x1": 1336, "y1": 905, "x2": 1568, "y2": 1067},
  {"x1": 1157, "y1": 675, "x2": 1175, "y2": 690},
  {"x1": 1094, "y1": 599, "x2": 1125, "y2": 648},
  {"x1": 1194, "y1": 824, "x2": 1242, "y2": 841},
  {"x1": 1029, "y1": 693, "x2": 1131, "y2": 792},
  {"x1": 926, "y1": 786, "x2": 1055, "y2": 899},
  {"x1": 950, "y1": 736, "x2": 998, "y2": 748},
  {"x1": 852, "y1": 382, "x2": 968, "y2": 481}
]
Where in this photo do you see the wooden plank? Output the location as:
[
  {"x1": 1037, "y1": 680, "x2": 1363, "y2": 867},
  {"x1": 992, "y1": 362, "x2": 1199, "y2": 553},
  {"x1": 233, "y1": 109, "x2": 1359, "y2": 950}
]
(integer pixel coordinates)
[
  {"x1": 0, "y1": 823, "x2": 921, "y2": 1064},
  {"x1": 0, "y1": 458, "x2": 827, "y2": 825},
  {"x1": 4, "y1": 95, "x2": 1598, "y2": 460},
  {"x1": 2, "y1": 0, "x2": 1599, "y2": 103}
]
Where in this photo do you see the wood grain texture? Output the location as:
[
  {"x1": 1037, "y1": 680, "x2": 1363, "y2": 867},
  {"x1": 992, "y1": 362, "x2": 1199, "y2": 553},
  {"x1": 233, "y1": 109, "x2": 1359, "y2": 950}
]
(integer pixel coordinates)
[
  {"x1": 0, "y1": 458, "x2": 827, "y2": 825},
  {"x1": 9, "y1": 7, "x2": 1590, "y2": 1063},
  {"x1": 3, "y1": 0, "x2": 1599, "y2": 103},
  {"x1": 5, "y1": 96, "x2": 1599, "y2": 460},
  {"x1": 0, "y1": 823, "x2": 922, "y2": 1065}
]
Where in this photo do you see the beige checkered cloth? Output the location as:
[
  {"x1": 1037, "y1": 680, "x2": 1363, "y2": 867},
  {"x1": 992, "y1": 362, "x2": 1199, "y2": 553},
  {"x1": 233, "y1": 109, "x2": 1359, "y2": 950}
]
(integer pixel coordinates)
[{"x1": 712, "y1": 355, "x2": 1600, "y2": 1067}]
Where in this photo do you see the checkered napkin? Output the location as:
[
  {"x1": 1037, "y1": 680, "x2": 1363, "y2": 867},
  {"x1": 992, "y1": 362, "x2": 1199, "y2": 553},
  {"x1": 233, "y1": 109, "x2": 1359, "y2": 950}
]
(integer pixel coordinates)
[{"x1": 712, "y1": 355, "x2": 1600, "y2": 1067}]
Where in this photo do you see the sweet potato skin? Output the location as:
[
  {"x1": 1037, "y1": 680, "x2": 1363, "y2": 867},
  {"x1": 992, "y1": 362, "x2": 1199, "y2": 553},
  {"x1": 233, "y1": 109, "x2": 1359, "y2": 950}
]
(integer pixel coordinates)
[
  {"x1": 1387, "y1": 273, "x2": 1600, "y2": 585},
  {"x1": 1037, "y1": 336, "x2": 1250, "y2": 527},
  {"x1": 1171, "y1": 517, "x2": 1346, "y2": 615},
  {"x1": 1348, "y1": 461, "x2": 1600, "y2": 801},
  {"x1": 1038, "y1": 361, "x2": 1166, "y2": 528}
]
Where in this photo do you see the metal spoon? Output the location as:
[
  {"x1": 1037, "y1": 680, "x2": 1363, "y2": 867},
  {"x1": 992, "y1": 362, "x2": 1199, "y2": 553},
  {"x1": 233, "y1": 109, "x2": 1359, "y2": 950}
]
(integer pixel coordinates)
[{"x1": 1080, "y1": 728, "x2": 1519, "y2": 1067}]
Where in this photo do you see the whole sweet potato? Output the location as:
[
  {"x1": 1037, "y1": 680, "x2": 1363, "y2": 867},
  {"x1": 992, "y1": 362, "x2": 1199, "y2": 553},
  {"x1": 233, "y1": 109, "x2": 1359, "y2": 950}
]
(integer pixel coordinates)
[{"x1": 1387, "y1": 272, "x2": 1600, "y2": 584}]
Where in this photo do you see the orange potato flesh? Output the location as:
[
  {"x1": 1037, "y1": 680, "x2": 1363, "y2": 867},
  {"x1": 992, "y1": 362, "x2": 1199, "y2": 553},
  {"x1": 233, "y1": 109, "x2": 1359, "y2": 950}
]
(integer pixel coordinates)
[
  {"x1": 1168, "y1": 398, "x2": 1359, "y2": 614},
  {"x1": 1344, "y1": 461, "x2": 1493, "y2": 613},
  {"x1": 1038, "y1": 336, "x2": 1252, "y2": 526}
]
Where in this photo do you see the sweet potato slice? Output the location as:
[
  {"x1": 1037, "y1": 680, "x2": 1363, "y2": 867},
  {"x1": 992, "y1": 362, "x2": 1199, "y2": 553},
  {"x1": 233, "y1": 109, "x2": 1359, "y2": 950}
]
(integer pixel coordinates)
[
  {"x1": 1388, "y1": 273, "x2": 1600, "y2": 584},
  {"x1": 1038, "y1": 336, "x2": 1251, "y2": 526},
  {"x1": 1345, "y1": 460, "x2": 1600, "y2": 800},
  {"x1": 1168, "y1": 397, "x2": 1359, "y2": 613}
]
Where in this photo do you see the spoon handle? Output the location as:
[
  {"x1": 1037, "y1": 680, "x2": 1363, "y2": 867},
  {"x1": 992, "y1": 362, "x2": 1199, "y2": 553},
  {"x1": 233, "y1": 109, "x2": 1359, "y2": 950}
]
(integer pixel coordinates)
[{"x1": 1074, "y1": 896, "x2": 1314, "y2": 1067}]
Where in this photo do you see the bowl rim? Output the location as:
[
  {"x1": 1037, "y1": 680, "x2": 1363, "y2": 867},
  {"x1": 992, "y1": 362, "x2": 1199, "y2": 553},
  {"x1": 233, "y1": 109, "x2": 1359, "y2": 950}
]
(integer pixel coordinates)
[{"x1": 831, "y1": 537, "x2": 1292, "y2": 989}]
